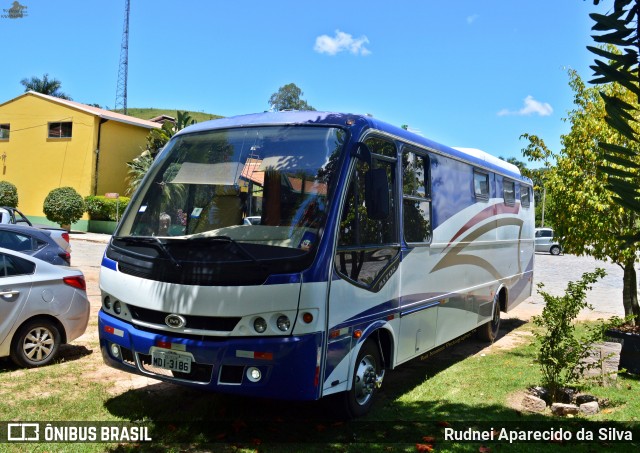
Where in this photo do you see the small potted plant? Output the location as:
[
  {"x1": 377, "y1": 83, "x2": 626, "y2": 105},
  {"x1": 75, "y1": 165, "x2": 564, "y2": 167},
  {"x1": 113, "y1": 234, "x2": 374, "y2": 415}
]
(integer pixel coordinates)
[{"x1": 605, "y1": 317, "x2": 640, "y2": 374}]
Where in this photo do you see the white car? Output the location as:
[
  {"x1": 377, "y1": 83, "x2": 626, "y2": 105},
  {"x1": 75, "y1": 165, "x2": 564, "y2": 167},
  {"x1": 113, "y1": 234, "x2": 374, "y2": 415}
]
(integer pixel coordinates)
[
  {"x1": 243, "y1": 216, "x2": 261, "y2": 225},
  {"x1": 0, "y1": 248, "x2": 89, "y2": 367},
  {"x1": 535, "y1": 227, "x2": 563, "y2": 255}
]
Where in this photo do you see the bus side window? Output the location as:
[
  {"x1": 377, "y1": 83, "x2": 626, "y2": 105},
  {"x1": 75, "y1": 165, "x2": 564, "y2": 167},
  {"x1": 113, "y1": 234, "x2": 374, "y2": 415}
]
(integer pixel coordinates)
[
  {"x1": 402, "y1": 150, "x2": 431, "y2": 243},
  {"x1": 336, "y1": 139, "x2": 399, "y2": 289},
  {"x1": 474, "y1": 171, "x2": 489, "y2": 200}
]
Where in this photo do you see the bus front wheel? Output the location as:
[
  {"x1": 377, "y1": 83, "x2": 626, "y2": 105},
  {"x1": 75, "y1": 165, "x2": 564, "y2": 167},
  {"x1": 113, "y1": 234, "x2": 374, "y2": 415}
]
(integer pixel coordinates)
[{"x1": 343, "y1": 340, "x2": 382, "y2": 418}]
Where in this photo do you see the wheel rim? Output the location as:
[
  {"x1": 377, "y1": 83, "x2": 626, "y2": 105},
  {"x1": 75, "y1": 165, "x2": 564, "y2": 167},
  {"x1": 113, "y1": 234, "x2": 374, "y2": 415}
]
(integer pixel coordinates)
[
  {"x1": 354, "y1": 354, "x2": 377, "y2": 406},
  {"x1": 551, "y1": 246, "x2": 560, "y2": 255},
  {"x1": 22, "y1": 327, "x2": 55, "y2": 363}
]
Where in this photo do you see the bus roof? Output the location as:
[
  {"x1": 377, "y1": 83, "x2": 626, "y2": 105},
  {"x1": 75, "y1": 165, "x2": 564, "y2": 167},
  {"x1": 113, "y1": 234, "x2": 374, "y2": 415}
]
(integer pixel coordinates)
[{"x1": 175, "y1": 111, "x2": 527, "y2": 182}]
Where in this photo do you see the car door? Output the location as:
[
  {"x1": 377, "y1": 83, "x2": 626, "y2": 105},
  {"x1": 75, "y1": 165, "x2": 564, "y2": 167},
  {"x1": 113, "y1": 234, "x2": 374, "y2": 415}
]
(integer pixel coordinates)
[
  {"x1": 0, "y1": 253, "x2": 35, "y2": 346},
  {"x1": 534, "y1": 229, "x2": 551, "y2": 252}
]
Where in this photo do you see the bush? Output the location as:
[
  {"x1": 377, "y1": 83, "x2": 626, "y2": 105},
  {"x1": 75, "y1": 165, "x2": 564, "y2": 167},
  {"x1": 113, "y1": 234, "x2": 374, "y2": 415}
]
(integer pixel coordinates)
[
  {"x1": 85, "y1": 195, "x2": 130, "y2": 221},
  {"x1": 0, "y1": 181, "x2": 18, "y2": 207},
  {"x1": 532, "y1": 268, "x2": 614, "y2": 401},
  {"x1": 43, "y1": 187, "x2": 85, "y2": 228}
]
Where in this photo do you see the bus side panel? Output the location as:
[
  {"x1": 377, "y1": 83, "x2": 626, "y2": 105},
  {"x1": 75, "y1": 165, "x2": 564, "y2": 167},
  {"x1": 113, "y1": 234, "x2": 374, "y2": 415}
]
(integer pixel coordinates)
[{"x1": 323, "y1": 269, "x2": 401, "y2": 396}]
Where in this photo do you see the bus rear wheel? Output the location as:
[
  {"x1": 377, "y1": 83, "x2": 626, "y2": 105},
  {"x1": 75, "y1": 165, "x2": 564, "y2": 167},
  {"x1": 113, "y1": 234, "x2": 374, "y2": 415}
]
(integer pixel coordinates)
[
  {"x1": 477, "y1": 296, "x2": 501, "y2": 343},
  {"x1": 343, "y1": 340, "x2": 381, "y2": 418}
]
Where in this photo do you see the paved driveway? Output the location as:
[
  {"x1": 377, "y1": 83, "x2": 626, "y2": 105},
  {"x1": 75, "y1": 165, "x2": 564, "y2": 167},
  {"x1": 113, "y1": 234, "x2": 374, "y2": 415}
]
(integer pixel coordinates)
[{"x1": 510, "y1": 252, "x2": 626, "y2": 321}]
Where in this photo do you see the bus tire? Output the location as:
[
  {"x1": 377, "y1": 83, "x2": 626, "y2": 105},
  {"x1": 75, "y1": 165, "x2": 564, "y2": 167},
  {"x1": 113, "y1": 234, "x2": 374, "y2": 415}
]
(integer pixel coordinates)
[
  {"x1": 343, "y1": 340, "x2": 381, "y2": 418},
  {"x1": 477, "y1": 297, "x2": 501, "y2": 343}
]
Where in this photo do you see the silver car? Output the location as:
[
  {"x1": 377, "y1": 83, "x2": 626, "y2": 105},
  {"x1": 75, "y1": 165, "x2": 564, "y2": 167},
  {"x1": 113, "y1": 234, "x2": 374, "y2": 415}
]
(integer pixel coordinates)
[
  {"x1": 0, "y1": 248, "x2": 89, "y2": 367},
  {"x1": 535, "y1": 227, "x2": 563, "y2": 255}
]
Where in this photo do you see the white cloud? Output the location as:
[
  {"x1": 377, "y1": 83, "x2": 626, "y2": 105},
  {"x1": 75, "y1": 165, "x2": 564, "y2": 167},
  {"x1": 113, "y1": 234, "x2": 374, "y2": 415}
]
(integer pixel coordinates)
[
  {"x1": 498, "y1": 95, "x2": 553, "y2": 117},
  {"x1": 467, "y1": 14, "x2": 479, "y2": 24},
  {"x1": 314, "y1": 30, "x2": 371, "y2": 56}
]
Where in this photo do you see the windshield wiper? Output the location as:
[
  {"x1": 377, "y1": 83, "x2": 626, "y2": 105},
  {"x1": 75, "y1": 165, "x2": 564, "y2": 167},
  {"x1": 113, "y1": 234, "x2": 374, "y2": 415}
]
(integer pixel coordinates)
[
  {"x1": 188, "y1": 235, "x2": 267, "y2": 271},
  {"x1": 114, "y1": 236, "x2": 182, "y2": 268}
]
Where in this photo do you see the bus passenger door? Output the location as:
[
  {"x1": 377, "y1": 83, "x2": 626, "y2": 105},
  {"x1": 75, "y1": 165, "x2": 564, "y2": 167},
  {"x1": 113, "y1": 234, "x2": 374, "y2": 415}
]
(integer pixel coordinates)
[
  {"x1": 396, "y1": 148, "x2": 437, "y2": 362},
  {"x1": 324, "y1": 138, "x2": 401, "y2": 396}
]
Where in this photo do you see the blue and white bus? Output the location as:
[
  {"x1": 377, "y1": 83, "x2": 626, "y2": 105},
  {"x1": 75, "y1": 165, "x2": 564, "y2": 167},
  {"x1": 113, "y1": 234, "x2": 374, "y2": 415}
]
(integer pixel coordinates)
[{"x1": 99, "y1": 111, "x2": 534, "y2": 417}]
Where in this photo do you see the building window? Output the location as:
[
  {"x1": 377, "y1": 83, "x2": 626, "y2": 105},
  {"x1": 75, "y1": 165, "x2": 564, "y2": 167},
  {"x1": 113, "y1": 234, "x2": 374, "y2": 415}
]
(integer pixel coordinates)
[
  {"x1": 0, "y1": 124, "x2": 9, "y2": 140},
  {"x1": 48, "y1": 122, "x2": 72, "y2": 138},
  {"x1": 474, "y1": 171, "x2": 489, "y2": 200},
  {"x1": 503, "y1": 179, "x2": 515, "y2": 205},
  {"x1": 520, "y1": 184, "x2": 531, "y2": 207}
]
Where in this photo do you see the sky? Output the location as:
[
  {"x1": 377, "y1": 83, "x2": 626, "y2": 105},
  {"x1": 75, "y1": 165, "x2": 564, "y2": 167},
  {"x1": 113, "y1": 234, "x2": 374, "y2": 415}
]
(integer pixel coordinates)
[{"x1": 0, "y1": 0, "x2": 611, "y2": 164}]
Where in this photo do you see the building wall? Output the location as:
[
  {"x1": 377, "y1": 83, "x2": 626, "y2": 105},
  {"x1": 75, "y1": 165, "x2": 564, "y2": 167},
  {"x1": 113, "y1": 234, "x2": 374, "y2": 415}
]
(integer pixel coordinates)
[
  {"x1": 0, "y1": 95, "x2": 97, "y2": 221},
  {"x1": 0, "y1": 94, "x2": 154, "y2": 231},
  {"x1": 97, "y1": 120, "x2": 148, "y2": 197}
]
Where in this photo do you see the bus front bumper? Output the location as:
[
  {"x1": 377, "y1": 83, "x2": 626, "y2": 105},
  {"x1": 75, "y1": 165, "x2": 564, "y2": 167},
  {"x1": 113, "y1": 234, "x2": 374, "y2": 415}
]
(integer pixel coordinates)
[{"x1": 98, "y1": 310, "x2": 323, "y2": 401}]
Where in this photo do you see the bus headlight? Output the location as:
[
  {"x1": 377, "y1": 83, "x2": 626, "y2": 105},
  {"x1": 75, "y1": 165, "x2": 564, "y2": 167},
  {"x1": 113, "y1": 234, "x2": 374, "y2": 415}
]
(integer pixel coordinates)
[
  {"x1": 276, "y1": 315, "x2": 290, "y2": 332},
  {"x1": 110, "y1": 343, "x2": 121, "y2": 358},
  {"x1": 103, "y1": 296, "x2": 112, "y2": 310},
  {"x1": 113, "y1": 301, "x2": 122, "y2": 315},
  {"x1": 246, "y1": 366, "x2": 262, "y2": 382},
  {"x1": 253, "y1": 317, "x2": 267, "y2": 333}
]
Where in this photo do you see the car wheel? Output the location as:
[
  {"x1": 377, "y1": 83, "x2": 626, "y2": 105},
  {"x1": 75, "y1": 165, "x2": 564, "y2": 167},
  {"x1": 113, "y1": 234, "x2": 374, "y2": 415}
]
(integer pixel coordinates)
[
  {"x1": 550, "y1": 245, "x2": 561, "y2": 256},
  {"x1": 477, "y1": 295, "x2": 501, "y2": 342},
  {"x1": 343, "y1": 340, "x2": 382, "y2": 418},
  {"x1": 10, "y1": 319, "x2": 61, "y2": 368}
]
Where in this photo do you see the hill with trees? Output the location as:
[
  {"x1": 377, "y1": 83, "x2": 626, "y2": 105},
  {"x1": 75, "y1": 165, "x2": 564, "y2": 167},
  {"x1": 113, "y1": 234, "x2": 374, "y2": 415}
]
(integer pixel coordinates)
[{"x1": 124, "y1": 108, "x2": 223, "y2": 123}]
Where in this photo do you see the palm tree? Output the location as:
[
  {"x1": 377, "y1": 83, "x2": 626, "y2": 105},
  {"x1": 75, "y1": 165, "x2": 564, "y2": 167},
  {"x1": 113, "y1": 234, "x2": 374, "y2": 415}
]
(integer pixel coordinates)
[{"x1": 20, "y1": 73, "x2": 72, "y2": 100}]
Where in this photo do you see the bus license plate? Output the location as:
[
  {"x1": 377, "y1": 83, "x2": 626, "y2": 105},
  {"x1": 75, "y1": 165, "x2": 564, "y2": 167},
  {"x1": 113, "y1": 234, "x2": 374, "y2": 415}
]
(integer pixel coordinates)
[{"x1": 151, "y1": 349, "x2": 192, "y2": 373}]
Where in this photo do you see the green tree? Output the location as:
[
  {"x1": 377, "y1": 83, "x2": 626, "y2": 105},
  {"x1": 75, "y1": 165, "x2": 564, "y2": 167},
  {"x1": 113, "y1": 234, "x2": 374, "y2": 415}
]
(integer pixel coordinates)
[
  {"x1": 522, "y1": 69, "x2": 640, "y2": 324},
  {"x1": 588, "y1": 1, "x2": 640, "y2": 222},
  {"x1": 125, "y1": 111, "x2": 197, "y2": 195},
  {"x1": 20, "y1": 73, "x2": 71, "y2": 100},
  {"x1": 268, "y1": 83, "x2": 316, "y2": 111}
]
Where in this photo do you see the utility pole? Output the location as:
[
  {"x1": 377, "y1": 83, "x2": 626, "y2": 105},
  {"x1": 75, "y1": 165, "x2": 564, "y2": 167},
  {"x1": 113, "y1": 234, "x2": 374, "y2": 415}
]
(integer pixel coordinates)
[{"x1": 114, "y1": 0, "x2": 130, "y2": 114}]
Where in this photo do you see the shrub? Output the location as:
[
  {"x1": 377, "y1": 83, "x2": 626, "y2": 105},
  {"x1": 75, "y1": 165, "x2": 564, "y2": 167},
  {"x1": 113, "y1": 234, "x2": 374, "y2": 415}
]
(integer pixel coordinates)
[
  {"x1": 0, "y1": 181, "x2": 18, "y2": 207},
  {"x1": 43, "y1": 187, "x2": 85, "y2": 228},
  {"x1": 532, "y1": 268, "x2": 615, "y2": 401},
  {"x1": 85, "y1": 195, "x2": 130, "y2": 221}
]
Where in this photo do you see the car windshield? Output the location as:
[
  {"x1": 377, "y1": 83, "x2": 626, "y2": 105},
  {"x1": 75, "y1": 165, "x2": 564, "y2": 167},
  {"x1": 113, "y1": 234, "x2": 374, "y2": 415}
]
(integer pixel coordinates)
[{"x1": 116, "y1": 125, "x2": 344, "y2": 256}]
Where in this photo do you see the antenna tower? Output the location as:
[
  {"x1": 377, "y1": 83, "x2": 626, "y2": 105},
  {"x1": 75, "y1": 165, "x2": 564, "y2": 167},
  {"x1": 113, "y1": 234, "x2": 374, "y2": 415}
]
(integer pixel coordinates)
[{"x1": 114, "y1": 0, "x2": 130, "y2": 114}]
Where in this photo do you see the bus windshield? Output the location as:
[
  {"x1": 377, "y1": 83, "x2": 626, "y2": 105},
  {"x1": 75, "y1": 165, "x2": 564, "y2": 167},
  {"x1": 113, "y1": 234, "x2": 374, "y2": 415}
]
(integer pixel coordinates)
[{"x1": 116, "y1": 126, "x2": 344, "y2": 258}]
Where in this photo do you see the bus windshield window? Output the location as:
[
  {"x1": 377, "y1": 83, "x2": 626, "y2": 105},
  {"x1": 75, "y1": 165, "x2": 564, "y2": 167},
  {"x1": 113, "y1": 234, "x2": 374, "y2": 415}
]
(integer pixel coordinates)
[{"x1": 119, "y1": 126, "x2": 344, "y2": 253}]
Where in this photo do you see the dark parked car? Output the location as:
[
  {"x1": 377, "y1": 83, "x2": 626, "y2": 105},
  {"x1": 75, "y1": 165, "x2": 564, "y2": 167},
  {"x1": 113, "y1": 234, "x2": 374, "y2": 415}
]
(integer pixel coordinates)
[
  {"x1": 0, "y1": 206, "x2": 71, "y2": 254},
  {"x1": 0, "y1": 224, "x2": 70, "y2": 265}
]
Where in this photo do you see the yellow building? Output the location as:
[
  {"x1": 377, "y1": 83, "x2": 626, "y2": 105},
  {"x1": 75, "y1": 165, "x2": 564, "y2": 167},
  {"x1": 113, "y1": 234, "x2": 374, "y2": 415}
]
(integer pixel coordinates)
[{"x1": 0, "y1": 91, "x2": 159, "y2": 231}]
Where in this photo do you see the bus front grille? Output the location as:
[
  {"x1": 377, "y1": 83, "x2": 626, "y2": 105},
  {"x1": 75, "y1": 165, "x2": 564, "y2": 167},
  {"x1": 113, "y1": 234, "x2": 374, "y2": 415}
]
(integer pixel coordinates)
[{"x1": 129, "y1": 305, "x2": 241, "y2": 332}]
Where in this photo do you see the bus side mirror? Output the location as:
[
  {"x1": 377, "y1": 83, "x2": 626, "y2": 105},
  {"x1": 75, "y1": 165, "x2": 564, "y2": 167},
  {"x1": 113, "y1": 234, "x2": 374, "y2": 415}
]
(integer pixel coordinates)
[
  {"x1": 352, "y1": 142, "x2": 372, "y2": 164},
  {"x1": 365, "y1": 167, "x2": 390, "y2": 220}
]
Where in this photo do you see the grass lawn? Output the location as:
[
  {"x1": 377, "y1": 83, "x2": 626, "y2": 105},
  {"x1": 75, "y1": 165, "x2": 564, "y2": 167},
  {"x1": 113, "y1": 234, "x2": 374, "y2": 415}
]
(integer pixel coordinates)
[{"x1": 0, "y1": 318, "x2": 638, "y2": 452}]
